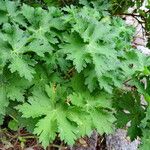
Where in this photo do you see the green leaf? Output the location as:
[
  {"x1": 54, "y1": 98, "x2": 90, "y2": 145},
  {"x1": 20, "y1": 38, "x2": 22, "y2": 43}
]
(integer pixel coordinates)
[
  {"x1": 0, "y1": 39, "x2": 11, "y2": 68},
  {"x1": 6, "y1": 76, "x2": 31, "y2": 102},
  {"x1": 113, "y1": 90, "x2": 145, "y2": 139},
  {"x1": 5, "y1": 0, "x2": 19, "y2": 17},
  {"x1": 0, "y1": 84, "x2": 9, "y2": 116},
  {"x1": 25, "y1": 39, "x2": 53, "y2": 57},
  {"x1": 9, "y1": 55, "x2": 36, "y2": 81},
  {"x1": 56, "y1": 109, "x2": 77, "y2": 145},
  {"x1": 139, "y1": 129, "x2": 150, "y2": 150},
  {"x1": 0, "y1": 76, "x2": 9, "y2": 124},
  {"x1": 91, "y1": 109, "x2": 115, "y2": 134},
  {"x1": 69, "y1": 91, "x2": 115, "y2": 135},
  {"x1": 8, "y1": 119, "x2": 19, "y2": 131},
  {"x1": 34, "y1": 114, "x2": 57, "y2": 148},
  {"x1": 61, "y1": 34, "x2": 89, "y2": 72},
  {"x1": 22, "y1": 4, "x2": 35, "y2": 24},
  {"x1": 17, "y1": 85, "x2": 77, "y2": 146},
  {"x1": 0, "y1": 11, "x2": 8, "y2": 24}
]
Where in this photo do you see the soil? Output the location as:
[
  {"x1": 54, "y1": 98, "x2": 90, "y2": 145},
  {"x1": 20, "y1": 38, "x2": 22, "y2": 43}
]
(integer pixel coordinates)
[{"x1": 0, "y1": 129, "x2": 106, "y2": 150}]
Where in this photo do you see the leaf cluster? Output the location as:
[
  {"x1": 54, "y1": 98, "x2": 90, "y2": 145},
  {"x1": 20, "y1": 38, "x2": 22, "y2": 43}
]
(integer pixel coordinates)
[{"x1": 0, "y1": 0, "x2": 149, "y2": 148}]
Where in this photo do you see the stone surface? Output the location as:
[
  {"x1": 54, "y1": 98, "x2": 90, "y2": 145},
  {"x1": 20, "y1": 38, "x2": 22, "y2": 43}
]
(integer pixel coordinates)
[{"x1": 106, "y1": 129, "x2": 140, "y2": 150}]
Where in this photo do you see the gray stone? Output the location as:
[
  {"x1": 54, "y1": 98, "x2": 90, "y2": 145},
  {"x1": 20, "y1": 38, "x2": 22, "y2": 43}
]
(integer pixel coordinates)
[{"x1": 106, "y1": 129, "x2": 140, "y2": 150}]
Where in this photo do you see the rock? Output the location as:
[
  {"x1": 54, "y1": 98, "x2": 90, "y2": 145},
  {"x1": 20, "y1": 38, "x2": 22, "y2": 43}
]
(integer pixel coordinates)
[
  {"x1": 137, "y1": 45, "x2": 150, "y2": 55},
  {"x1": 106, "y1": 129, "x2": 140, "y2": 150}
]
